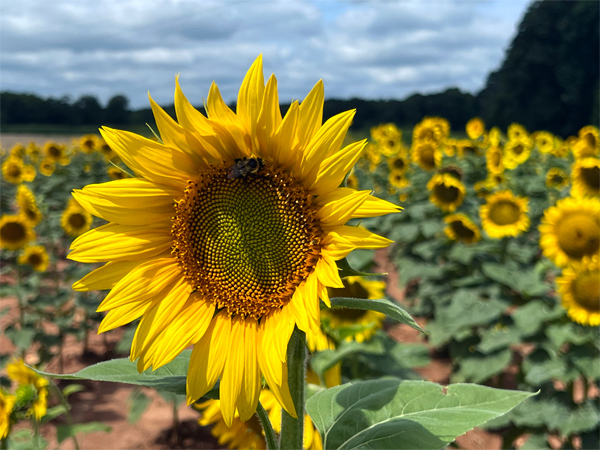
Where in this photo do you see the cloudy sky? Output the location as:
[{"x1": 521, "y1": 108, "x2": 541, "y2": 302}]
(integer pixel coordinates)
[{"x1": 1, "y1": 0, "x2": 531, "y2": 109}]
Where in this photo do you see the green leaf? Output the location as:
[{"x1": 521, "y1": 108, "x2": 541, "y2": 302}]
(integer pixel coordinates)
[
  {"x1": 520, "y1": 434, "x2": 550, "y2": 450},
  {"x1": 512, "y1": 300, "x2": 565, "y2": 337},
  {"x1": 558, "y1": 401, "x2": 599, "y2": 436},
  {"x1": 336, "y1": 258, "x2": 386, "y2": 278},
  {"x1": 477, "y1": 326, "x2": 522, "y2": 353},
  {"x1": 128, "y1": 388, "x2": 151, "y2": 423},
  {"x1": 482, "y1": 263, "x2": 549, "y2": 297},
  {"x1": 56, "y1": 422, "x2": 112, "y2": 444},
  {"x1": 305, "y1": 378, "x2": 535, "y2": 450},
  {"x1": 5, "y1": 328, "x2": 36, "y2": 350},
  {"x1": 545, "y1": 322, "x2": 597, "y2": 347},
  {"x1": 329, "y1": 297, "x2": 423, "y2": 333},
  {"x1": 447, "y1": 242, "x2": 497, "y2": 265},
  {"x1": 62, "y1": 383, "x2": 86, "y2": 397},
  {"x1": 451, "y1": 349, "x2": 512, "y2": 384}
]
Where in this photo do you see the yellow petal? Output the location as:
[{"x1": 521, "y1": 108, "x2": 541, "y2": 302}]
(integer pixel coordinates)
[
  {"x1": 207, "y1": 82, "x2": 251, "y2": 157},
  {"x1": 68, "y1": 223, "x2": 172, "y2": 263},
  {"x1": 98, "y1": 299, "x2": 156, "y2": 333},
  {"x1": 316, "y1": 189, "x2": 372, "y2": 226},
  {"x1": 288, "y1": 283, "x2": 309, "y2": 333},
  {"x1": 323, "y1": 225, "x2": 393, "y2": 251},
  {"x1": 96, "y1": 257, "x2": 182, "y2": 312},
  {"x1": 220, "y1": 317, "x2": 245, "y2": 426},
  {"x1": 236, "y1": 319, "x2": 260, "y2": 422},
  {"x1": 318, "y1": 282, "x2": 331, "y2": 308},
  {"x1": 237, "y1": 54, "x2": 265, "y2": 150},
  {"x1": 296, "y1": 80, "x2": 324, "y2": 151},
  {"x1": 353, "y1": 195, "x2": 402, "y2": 218},
  {"x1": 314, "y1": 255, "x2": 344, "y2": 290},
  {"x1": 72, "y1": 260, "x2": 144, "y2": 291},
  {"x1": 256, "y1": 74, "x2": 282, "y2": 159},
  {"x1": 186, "y1": 311, "x2": 231, "y2": 405},
  {"x1": 99, "y1": 127, "x2": 197, "y2": 189},
  {"x1": 303, "y1": 273, "x2": 321, "y2": 334},
  {"x1": 271, "y1": 101, "x2": 299, "y2": 169}
]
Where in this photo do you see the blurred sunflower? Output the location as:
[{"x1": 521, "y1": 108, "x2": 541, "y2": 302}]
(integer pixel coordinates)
[
  {"x1": 97, "y1": 138, "x2": 118, "y2": 160},
  {"x1": 507, "y1": 123, "x2": 528, "y2": 141},
  {"x1": 539, "y1": 197, "x2": 599, "y2": 267},
  {"x1": 321, "y1": 276, "x2": 386, "y2": 343},
  {"x1": 534, "y1": 131, "x2": 555, "y2": 154},
  {"x1": 43, "y1": 142, "x2": 70, "y2": 165},
  {"x1": 0, "y1": 215, "x2": 35, "y2": 251},
  {"x1": 2, "y1": 157, "x2": 26, "y2": 184},
  {"x1": 438, "y1": 165, "x2": 463, "y2": 181},
  {"x1": 39, "y1": 158, "x2": 56, "y2": 176},
  {"x1": 546, "y1": 168, "x2": 569, "y2": 190},
  {"x1": 411, "y1": 141, "x2": 441, "y2": 171},
  {"x1": 16, "y1": 185, "x2": 42, "y2": 226},
  {"x1": 413, "y1": 117, "x2": 449, "y2": 145},
  {"x1": 68, "y1": 56, "x2": 398, "y2": 426},
  {"x1": 61, "y1": 199, "x2": 93, "y2": 237},
  {"x1": 503, "y1": 137, "x2": 533, "y2": 169},
  {"x1": 455, "y1": 139, "x2": 479, "y2": 158},
  {"x1": 0, "y1": 390, "x2": 15, "y2": 439},
  {"x1": 18, "y1": 245, "x2": 49, "y2": 272},
  {"x1": 553, "y1": 136, "x2": 576, "y2": 159},
  {"x1": 573, "y1": 126, "x2": 599, "y2": 159},
  {"x1": 79, "y1": 134, "x2": 98, "y2": 154},
  {"x1": 107, "y1": 166, "x2": 130, "y2": 180},
  {"x1": 387, "y1": 155, "x2": 408, "y2": 174},
  {"x1": 442, "y1": 138, "x2": 457, "y2": 157},
  {"x1": 361, "y1": 142, "x2": 382, "y2": 172},
  {"x1": 444, "y1": 214, "x2": 480, "y2": 244},
  {"x1": 571, "y1": 157, "x2": 599, "y2": 198},
  {"x1": 389, "y1": 170, "x2": 410, "y2": 190},
  {"x1": 466, "y1": 117, "x2": 485, "y2": 140},
  {"x1": 486, "y1": 145, "x2": 504, "y2": 174},
  {"x1": 370, "y1": 123, "x2": 401, "y2": 144},
  {"x1": 426, "y1": 173, "x2": 465, "y2": 212},
  {"x1": 488, "y1": 127, "x2": 503, "y2": 147},
  {"x1": 557, "y1": 257, "x2": 599, "y2": 326},
  {"x1": 480, "y1": 190, "x2": 529, "y2": 238},
  {"x1": 305, "y1": 327, "x2": 341, "y2": 389},
  {"x1": 6, "y1": 359, "x2": 48, "y2": 420},
  {"x1": 196, "y1": 388, "x2": 322, "y2": 450},
  {"x1": 26, "y1": 142, "x2": 41, "y2": 162}
]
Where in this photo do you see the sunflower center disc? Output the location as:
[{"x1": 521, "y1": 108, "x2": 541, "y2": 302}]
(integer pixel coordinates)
[
  {"x1": 69, "y1": 213, "x2": 87, "y2": 229},
  {"x1": 572, "y1": 270, "x2": 600, "y2": 311},
  {"x1": 451, "y1": 220, "x2": 475, "y2": 239},
  {"x1": 434, "y1": 184, "x2": 459, "y2": 203},
  {"x1": 581, "y1": 166, "x2": 599, "y2": 189},
  {"x1": 172, "y1": 164, "x2": 321, "y2": 319},
  {"x1": 1, "y1": 222, "x2": 25, "y2": 242},
  {"x1": 489, "y1": 200, "x2": 520, "y2": 226},
  {"x1": 556, "y1": 214, "x2": 600, "y2": 259}
]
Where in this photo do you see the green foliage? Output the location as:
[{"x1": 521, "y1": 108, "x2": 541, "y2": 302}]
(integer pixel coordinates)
[{"x1": 306, "y1": 378, "x2": 535, "y2": 450}]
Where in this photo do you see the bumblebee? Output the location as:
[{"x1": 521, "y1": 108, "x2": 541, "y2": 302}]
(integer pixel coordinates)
[{"x1": 227, "y1": 157, "x2": 264, "y2": 179}]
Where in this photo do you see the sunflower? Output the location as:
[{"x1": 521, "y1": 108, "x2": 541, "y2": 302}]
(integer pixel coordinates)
[
  {"x1": 107, "y1": 166, "x2": 130, "y2": 180},
  {"x1": 411, "y1": 141, "x2": 441, "y2": 171},
  {"x1": 387, "y1": 154, "x2": 408, "y2": 174},
  {"x1": 361, "y1": 142, "x2": 382, "y2": 172},
  {"x1": 10, "y1": 144, "x2": 26, "y2": 159},
  {"x1": 571, "y1": 157, "x2": 599, "y2": 198},
  {"x1": 305, "y1": 327, "x2": 341, "y2": 389},
  {"x1": 507, "y1": 123, "x2": 528, "y2": 141},
  {"x1": 488, "y1": 127, "x2": 503, "y2": 147},
  {"x1": 389, "y1": 170, "x2": 410, "y2": 190},
  {"x1": 466, "y1": 117, "x2": 485, "y2": 140},
  {"x1": 0, "y1": 390, "x2": 15, "y2": 439},
  {"x1": 44, "y1": 142, "x2": 69, "y2": 165},
  {"x1": 6, "y1": 359, "x2": 48, "y2": 420},
  {"x1": 486, "y1": 145, "x2": 504, "y2": 174},
  {"x1": 68, "y1": 56, "x2": 398, "y2": 426},
  {"x1": 0, "y1": 215, "x2": 35, "y2": 251},
  {"x1": 503, "y1": 137, "x2": 533, "y2": 169},
  {"x1": 557, "y1": 257, "x2": 599, "y2": 326},
  {"x1": 2, "y1": 157, "x2": 26, "y2": 184},
  {"x1": 413, "y1": 117, "x2": 450, "y2": 145},
  {"x1": 480, "y1": 190, "x2": 529, "y2": 238},
  {"x1": 534, "y1": 131, "x2": 556, "y2": 154},
  {"x1": 426, "y1": 173, "x2": 465, "y2": 212},
  {"x1": 61, "y1": 199, "x2": 93, "y2": 237},
  {"x1": 196, "y1": 388, "x2": 322, "y2": 450},
  {"x1": 573, "y1": 126, "x2": 599, "y2": 159},
  {"x1": 321, "y1": 276, "x2": 386, "y2": 343},
  {"x1": 546, "y1": 168, "x2": 569, "y2": 190},
  {"x1": 371, "y1": 124, "x2": 404, "y2": 157},
  {"x1": 442, "y1": 138, "x2": 457, "y2": 157},
  {"x1": 18, "y1": 245, "x2": 49, "y2": 272},
  {"x1": 79, "y1": 134, "x2": 98, "y2": 154},
  {"x1": 539, "y1": 197, "x2": 599, "y2": 267},
  {"x1": 26, "y1": 142, "x2": 41, "y2": 162},
  {"x1": 444, "y1": 214, "x2": 480, "y2": 244},
  {"x1": 97, "y1": 138, "x2": 118, "y2": 160},
  {"x1": 455, "y1": 139, "x2": 479, "y2": 158},
  {"x1": 39, "y1": 158, "x2": 56, "y2": 176},
  {"x1": 16, "y1": 185, "x2": 42, "y2": 226}
]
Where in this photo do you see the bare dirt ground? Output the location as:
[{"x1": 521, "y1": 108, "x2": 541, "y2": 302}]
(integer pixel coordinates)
[{"x1": 0, "y1": 134, "x2": 80, "y2": 150}]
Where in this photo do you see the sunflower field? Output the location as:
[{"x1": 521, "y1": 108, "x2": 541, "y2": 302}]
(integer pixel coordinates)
[{"x1": 0, "y1": 58, "x2": 598, "y2": 450}]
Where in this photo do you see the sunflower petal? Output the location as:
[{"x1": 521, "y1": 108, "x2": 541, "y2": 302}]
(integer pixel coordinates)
[
  {"x1": 323, "y1": 225, "x2": 393, "y2": 251},
  {"x1": 236, "y1": 319, "x2": 260, "y2": 422},
  {"x1": 296, "y1": 80, "x2": 324, "y2": 150},
  {"x1": 316, "y1": 189, "x2": 372, "y2": 226},
  {"x1": 72, "y1": 260, "x2": 144, "y2": 291},
  {"x1": 237, "y1": 54, "x2": 265, "y2": 148},
  {"x1": 256, "y1": 74, "x2": 282, "y2": 159},
  {"x1": 220, "y1": 317, "x2": 245, "y2": 426},
  {"x1": 315, "y1": 255, "x2": 344, "y2": 290}
]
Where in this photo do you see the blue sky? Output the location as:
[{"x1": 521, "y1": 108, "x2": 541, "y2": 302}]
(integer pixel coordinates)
[{"x1": 0, "y1": 0, "x2": 532, "y2": 109}]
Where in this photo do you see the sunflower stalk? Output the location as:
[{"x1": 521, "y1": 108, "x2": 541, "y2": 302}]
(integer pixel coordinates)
[
  {"x1": 257, "y1": 401, "x2": 277, "y2": 450},
  {"x1": 279, "y1": 327, "x2": 306, "y2": 450}
]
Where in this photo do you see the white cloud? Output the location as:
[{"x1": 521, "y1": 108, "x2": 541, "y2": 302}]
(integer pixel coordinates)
[{"x1": 0, "y1": 0, "x2": 531, "y2": 108}]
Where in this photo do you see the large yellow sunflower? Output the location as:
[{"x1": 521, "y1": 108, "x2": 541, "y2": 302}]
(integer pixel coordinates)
[
  {"x1": 466, "y1": 117, "x2": 485, "y2": 140},
  {"x1": 411, "y1": 141, "x2": 441, "y2": 171},
  {"x1": 546, "y1": 168, "x2": 569, "y2": 190},
  {"x1": 61, "y1": 199, "x2": 93, "y2": 237},
  {"x1": 480, "y1": 190, "x2": 529, "y2": 238},
  {"x1": 0, "y1": 390, "x2": 15, "y2": 439},
  {"x1": 320, "y1": 276, "x2": 386, "y2": 343},
  {"x1": 556, "y1": 257, "x2": 599, "y2": 326},
  {"x1": 16, "y1": 185, "x2": 42, "y2": 226},
  {"x1": 6, "y1": 359, "x2": 48, "y2": 420},
  {"x1": 0, "y1": 215, "x2": 35, "y2": 251},
  {"x1": 426, "y1": 173, "x2": 465, "y2": 212},
  {"x1": 539, "y1": 197, "x2": 600, "y2": 268},
  {"x1": 18, "y1": 245, "x2": 49, "y2": 272},
  {"x1": 571, "y1": 157, "x2": 599, "y2": 198},
  {"x1": 444, "y1": 214, "x2": 480, "y2": 244},
  {"x1": 68, "y1": 56, "x2": 398, "y2": 426}
]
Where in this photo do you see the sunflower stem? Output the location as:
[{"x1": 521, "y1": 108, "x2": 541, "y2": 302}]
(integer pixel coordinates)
[
  {"x1": 257, "y1": 401, "x2": 277, "y2": 450},
  {"x1": 280, "y1": 327, "x2": 306, "y2": 450}
]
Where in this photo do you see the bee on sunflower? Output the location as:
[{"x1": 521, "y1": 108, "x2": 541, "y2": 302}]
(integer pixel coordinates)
[
  {"x1": 556, "y1": 257, "x2": 599, "y2": 326},
  {"x1": 426, "y1": 173, "x2": 465, "y2": 213},
  {"x1": 571, "y1": 157, "x2": 599, "y2": 198},
  {"x1": 68, "y1": 56, "x2": 399, "y2": 426},
  {"x1": 444, "y1": 214, "x2": 481, "y2": 244},
  {"x1": 480, "y1": 190, "x2": 529, "y2": 238},
  {"x1": 539, "y1": 197, "x2": 599, "y2": 268}
]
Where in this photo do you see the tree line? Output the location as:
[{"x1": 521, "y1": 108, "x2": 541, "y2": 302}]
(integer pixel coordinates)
[{"x1": 1, "y1": 0, "x2": 597, "y2": 137}]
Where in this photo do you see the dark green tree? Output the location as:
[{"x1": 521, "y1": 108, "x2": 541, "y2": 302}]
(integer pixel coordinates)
[{"x1": 105, "y1": 94, "x2": 131, "y2": 125}]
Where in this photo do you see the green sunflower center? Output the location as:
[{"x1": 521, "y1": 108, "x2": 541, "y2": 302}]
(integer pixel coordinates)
[
  {"x1": 433, "y1": 183, "x2": 460, "y2": 203},
  {"x1": 572, "y1": 270, "x2": 600, "y2": 312},
  {"x1": 450, "y1": 219, "x2": 475, "y2": 240},
  {"x1": 581, "y1": 166, "x2": 599, "y2": 190},
  {"x1": 489, "y1": 200, "x2": 521, "y2": 226},
  {"x1": 556, "y1": 214, "x2": 599, "y2": 259},
  {"x1": 172, "y1": 164, "x2": 321, "y2": 319},
  {"x1": 1, "y1": 222, "x2": 26, "y2": 243},
  {"x1": 68, "y1": 213, "x2": 87, "y2": 229}
]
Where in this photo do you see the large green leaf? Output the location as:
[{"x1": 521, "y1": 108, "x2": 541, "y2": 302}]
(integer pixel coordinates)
[
  {"x1": 329, "y1": 297, "x2": 423, "y2": 333},
  {"x1": 306, "y1": 379, "x2": 534, "y2": 450},
  {"x1": 482, "y1": 263, "x2": 549, "y2": 297},
  {"x1": 30, "y1": 350, "x2": 217, "y2": 397}
]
